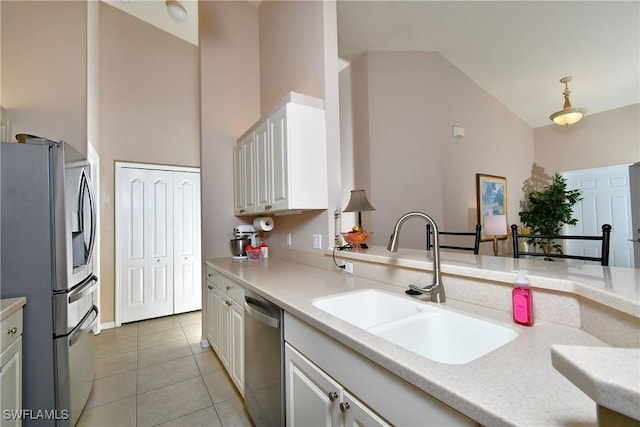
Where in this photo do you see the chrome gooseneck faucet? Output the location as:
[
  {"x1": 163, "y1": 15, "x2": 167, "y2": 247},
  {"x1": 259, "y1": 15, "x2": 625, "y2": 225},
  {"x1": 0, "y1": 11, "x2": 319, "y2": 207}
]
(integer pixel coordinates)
[{"x1": 387, "y1": 212, "x2": 445, "y2": 303}]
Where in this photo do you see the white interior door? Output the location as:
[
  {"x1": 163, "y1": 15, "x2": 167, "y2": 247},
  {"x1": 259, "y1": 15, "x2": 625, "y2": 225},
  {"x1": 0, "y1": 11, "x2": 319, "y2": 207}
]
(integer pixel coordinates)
[
  {"x1": 173, "y1": 171, "x2": 202, "y2": 314},
  {"x1": 630, "y1": 163, "x2": 640, "y2": 268},
  {"x1": 564, "y1": 165, "x2": 634, "y2": 267},
  {"x1": 118, "y1": 167, "x2": 174, "y2": 323}
]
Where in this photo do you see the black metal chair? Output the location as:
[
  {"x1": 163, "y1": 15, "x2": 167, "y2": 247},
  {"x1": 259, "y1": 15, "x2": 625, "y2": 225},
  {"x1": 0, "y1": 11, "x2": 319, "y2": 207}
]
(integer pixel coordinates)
[
  {"x1": 511, "y1": 224, "x2": 612, "y2": 266},
  {"x1": 427, "y1": 224, "x2": 482, "y2": 255}
]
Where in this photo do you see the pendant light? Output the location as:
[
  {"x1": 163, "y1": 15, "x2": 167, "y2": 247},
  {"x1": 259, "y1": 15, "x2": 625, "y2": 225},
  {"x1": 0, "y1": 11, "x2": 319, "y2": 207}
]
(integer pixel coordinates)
[{"x1": 549, "y1": 76, "x2": 587, "y2": 126}]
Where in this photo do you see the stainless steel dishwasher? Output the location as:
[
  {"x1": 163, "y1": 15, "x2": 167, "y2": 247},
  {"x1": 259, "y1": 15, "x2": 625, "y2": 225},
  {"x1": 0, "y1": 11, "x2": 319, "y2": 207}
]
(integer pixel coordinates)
[{"x1": 244, "y1": 289, "x2": 285, "y2": 427}]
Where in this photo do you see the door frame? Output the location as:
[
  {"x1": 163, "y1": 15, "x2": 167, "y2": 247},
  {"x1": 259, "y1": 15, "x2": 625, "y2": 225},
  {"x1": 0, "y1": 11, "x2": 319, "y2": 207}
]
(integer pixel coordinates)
[{"x1": 114, "y1": 162, "x2": 200, "y2": 327}]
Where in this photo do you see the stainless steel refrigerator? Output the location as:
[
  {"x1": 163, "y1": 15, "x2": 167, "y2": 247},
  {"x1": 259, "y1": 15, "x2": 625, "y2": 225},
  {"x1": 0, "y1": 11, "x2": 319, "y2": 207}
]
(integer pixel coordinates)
[{"x1": 1, "y1": 138, "x2": 98, "y2": 426}]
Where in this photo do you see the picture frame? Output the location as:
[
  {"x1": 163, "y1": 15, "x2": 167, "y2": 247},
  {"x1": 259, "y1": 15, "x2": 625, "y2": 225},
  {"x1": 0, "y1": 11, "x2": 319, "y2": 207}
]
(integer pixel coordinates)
[{"x1": 476, "y1": 173, "x2": 508, "y2": 242}]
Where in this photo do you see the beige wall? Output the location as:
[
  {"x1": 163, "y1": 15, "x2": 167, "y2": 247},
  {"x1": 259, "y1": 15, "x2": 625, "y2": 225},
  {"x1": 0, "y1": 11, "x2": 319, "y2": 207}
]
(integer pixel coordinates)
[
  {"x1": 256, "y1": 1, "x2": 340, "y2": 252},
  {"x1": 340, "y1": 51, "x2": 533, "y2": 253},
  {"x1": 534, "y1": 103, "x2": 640, "y2": 174},
  {"x1": 1, "y1": 1, "x2": 88, "y2": 156},
  {"x1": 199, "y1": 1, "x2": 260, "y2": 259},
  {"x1": 99, "y1": 3, "x2": 200, "y2": 322}
]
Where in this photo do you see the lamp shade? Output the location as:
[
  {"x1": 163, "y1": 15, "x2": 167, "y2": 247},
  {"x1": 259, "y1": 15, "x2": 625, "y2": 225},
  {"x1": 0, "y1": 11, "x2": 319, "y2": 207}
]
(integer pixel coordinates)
[
  {"x1": 343, "y1": 190, "x2": 375, "y2": 212},
  {"x1": 484, "y1": 215, "x2": 507, "y2": 236}
]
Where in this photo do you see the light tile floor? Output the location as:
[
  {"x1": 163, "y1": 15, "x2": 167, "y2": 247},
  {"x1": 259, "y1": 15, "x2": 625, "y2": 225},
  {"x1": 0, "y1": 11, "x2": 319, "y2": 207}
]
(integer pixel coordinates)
[{"x1": 77, "y1": 311, "x2": 254, "y2": 427}]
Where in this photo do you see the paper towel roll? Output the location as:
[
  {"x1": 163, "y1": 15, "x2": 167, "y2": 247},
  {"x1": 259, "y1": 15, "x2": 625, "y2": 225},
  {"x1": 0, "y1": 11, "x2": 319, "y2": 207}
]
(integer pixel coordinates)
[{"x1": 253, "y1": 217, "x2": 274, "y2": 232}]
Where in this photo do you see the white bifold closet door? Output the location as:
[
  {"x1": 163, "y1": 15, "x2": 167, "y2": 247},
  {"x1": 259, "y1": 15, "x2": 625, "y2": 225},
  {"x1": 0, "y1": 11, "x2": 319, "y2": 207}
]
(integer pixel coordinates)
[{"x1": 117, "y1": 165, "x2": 201, "y2": 324}]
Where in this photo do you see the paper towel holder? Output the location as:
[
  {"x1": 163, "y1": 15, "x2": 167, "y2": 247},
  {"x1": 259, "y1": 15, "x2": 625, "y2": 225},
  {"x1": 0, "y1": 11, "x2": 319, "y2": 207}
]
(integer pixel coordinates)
[{"x1": 253, "y1": 216, "x2": 274, "y2": 232}]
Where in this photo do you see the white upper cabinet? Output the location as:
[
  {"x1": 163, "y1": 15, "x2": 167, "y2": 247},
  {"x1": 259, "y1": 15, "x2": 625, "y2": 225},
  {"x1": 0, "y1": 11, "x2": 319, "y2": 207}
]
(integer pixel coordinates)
[{"x1": 234, "y1": 92, "x2": 328, "y2": 216}]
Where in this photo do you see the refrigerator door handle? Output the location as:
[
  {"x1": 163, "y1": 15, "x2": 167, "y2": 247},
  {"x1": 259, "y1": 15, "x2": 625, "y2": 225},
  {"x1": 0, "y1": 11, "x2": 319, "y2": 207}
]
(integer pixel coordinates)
[
  {"x1": 69, "y1": 305, "x2": 98, "y2": 347},
  {"x1": 79, "y1": 169, "x2": 97, "y2": 265},
  {"x1": 68, "y1": 275, "x2": 98, "y2": 304}
]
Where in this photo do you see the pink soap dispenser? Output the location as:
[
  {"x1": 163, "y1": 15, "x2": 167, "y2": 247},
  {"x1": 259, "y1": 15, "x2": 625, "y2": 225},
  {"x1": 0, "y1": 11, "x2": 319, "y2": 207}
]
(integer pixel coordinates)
[{"x1": 512, "y1": 270, "x2": 533, "y2": 326}]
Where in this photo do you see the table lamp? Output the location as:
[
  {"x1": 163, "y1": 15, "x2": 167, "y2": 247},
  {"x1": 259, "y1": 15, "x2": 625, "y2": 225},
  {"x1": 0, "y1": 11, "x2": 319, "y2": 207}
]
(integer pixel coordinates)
[
  {"x1": 484, "y1": 214, "x2": 507, "y2": 256},
  {"x1": 343, "y1": 189, "x2": 375, "y2": 248}
]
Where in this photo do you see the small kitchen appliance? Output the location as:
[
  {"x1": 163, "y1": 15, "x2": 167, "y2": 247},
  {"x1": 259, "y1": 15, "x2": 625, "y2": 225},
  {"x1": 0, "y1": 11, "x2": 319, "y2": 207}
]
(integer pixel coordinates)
[
  {"x1": 230, "y1": 225, "x2": 259, "y2": 260},
  {"x1": 229, "y1": 238, "x2": 251, "y2": 260},
  {"x1": 234, "y1": 224, "x2": 259, "y2": 245}
]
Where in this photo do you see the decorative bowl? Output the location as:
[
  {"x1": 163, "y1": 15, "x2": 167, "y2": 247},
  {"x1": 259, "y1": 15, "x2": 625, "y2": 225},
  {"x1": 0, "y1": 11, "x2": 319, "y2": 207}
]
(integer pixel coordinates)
[{"x1": 341, "y1": 231, "x2": 373, "y2": 250}]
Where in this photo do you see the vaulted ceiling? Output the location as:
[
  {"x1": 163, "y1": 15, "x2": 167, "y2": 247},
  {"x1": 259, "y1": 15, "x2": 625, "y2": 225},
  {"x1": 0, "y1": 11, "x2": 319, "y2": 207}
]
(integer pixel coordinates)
[
  {"x1": 337, "y1": 1, "x2": 640, "y2": 128},
  {"x1": 104, "y1": 1, "x2": 639, "y2": 129}
]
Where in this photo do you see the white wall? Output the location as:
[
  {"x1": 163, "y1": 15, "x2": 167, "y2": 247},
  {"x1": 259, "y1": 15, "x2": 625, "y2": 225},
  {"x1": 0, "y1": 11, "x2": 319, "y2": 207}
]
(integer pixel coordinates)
[
  {"x1": 99, "y1": 3, "x2": 200, "y2": 322},
  {"x1": 1, "y1": 1, "x2": 88, "y2": 156},
  {"x1": 199, "y1": 1, "x2": 260, "y2": 259},
  {"x1": 534, "y1": 103, "x2": 640, "y2": 174},
  {"x1": 257, "y1": 1, "x2": 340, "y2": 252},
  {"x1": 340, "y1": 51, "x2": 533, "y2": 253}
]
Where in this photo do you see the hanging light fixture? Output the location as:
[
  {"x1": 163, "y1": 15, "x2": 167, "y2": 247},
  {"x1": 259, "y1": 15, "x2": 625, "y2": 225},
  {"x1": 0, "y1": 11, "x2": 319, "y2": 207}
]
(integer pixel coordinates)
[
  {"x1": 166, "y1": 0, "x2": 188, "y2": 21},
  {"x1": 549, "y1": 76, "x2": 587, "y2": 126}
]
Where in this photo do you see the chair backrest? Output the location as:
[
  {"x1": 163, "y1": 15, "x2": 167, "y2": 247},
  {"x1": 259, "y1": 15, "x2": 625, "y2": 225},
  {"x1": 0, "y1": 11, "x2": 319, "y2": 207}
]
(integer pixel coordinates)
[
  {"x1": 426, "y1": 224, "x2": 482, "y2": 255},
  {"x1": 511, "y1": 224, "x2": 612, "y2": 266}
]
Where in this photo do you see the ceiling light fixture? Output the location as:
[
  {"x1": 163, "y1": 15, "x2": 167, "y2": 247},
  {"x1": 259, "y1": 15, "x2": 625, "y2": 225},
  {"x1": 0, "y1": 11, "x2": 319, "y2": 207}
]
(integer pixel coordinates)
[
  {"x1": 166, "y1": 0, "x2": 187, "y2": 21},
  {"x1": 549, "y1": 76, "x2": 587, "y2": 126}
]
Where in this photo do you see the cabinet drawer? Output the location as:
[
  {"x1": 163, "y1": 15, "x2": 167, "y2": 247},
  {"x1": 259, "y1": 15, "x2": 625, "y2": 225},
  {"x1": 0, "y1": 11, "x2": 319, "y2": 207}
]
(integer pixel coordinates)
[
  {"x1": 1, "y1": 309, "x2": 23, "y2": 354},
  {"x1": 205, "y1": 264, "x2": 218, "y2": 284},
  {"x1": 217, "y1": 275, "x2": 244, "y2": 305},
  {"x1": 205, "y1": 264, "x2": 244, "y2": 305}
]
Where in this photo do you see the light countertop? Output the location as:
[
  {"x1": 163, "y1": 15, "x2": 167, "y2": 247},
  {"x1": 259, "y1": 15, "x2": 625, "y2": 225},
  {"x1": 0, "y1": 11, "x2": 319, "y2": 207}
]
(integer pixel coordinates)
[
  {"x1": 551, "y1": 345, "x2": 640, "y2": 421},
  {"x1": 205, "y1": 253, "x2": 635, "y2": 427},
  {"x1": 1, "y1": 297, "x2": 26, "y2": 321}
]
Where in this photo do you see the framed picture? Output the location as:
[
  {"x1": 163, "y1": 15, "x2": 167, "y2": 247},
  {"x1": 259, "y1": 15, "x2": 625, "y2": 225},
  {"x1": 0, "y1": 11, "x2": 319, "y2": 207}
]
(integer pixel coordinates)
[{"x1": 476, "y1": 174, "x2": 508, "y2": 241}]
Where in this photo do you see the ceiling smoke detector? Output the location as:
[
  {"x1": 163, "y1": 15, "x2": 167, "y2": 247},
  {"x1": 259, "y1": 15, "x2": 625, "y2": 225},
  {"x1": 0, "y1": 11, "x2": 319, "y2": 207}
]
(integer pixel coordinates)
[{"x1": 165, "y1": 0, "x2": 187, "y2": 21}]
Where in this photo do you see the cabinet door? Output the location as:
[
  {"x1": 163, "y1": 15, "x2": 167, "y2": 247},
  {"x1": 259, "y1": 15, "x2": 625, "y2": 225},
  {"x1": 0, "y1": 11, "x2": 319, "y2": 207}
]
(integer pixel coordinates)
[
  {"x1": 285, "y1": 344, "x2": 342, "y2": 427},
  {"x1": 119, "y1": 168, "x2": 174, "y2": 323},
  {"x1": 233, "y1": 143, "x2": 245, "y2": 215},
  {"x1": 229, "y1": 300, "x2": 244, "y2": 396},
  {"x1": 342, "y1": 390, "x2": 391, "y2": 427},
  {"x1": 255, "y1": 120, "x2": 271, "y2": 212},
  {"x1": 0, "y1": 337, "x2": 22, "y2": 427},
  {"x1": 216, "y1": 289, "x2": 231, "y2": 371},
  {"x1": 173, "y1": 171, "x2": 201, "y2": 314},
  {"x1": 206, "y1": 282, "x2": 219, "y2": 352},
  {"x1": 241, "y1": 132, "x2": 257, "y2": 214},
  {"x1": 269, "y1": 106, "x2": 289, "y2": 211}
]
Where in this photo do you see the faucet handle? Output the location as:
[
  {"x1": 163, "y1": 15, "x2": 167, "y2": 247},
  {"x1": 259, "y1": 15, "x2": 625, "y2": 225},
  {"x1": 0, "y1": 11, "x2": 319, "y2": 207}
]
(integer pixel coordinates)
[{"x1": 405, "y1": 286, "x2": 422, "y2": 295}]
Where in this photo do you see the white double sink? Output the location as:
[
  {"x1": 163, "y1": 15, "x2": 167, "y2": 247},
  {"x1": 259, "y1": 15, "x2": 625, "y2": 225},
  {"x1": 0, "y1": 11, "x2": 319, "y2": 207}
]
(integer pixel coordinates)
[{"x1": 312, "y1": 289, "x2": 518, "y2": 365}]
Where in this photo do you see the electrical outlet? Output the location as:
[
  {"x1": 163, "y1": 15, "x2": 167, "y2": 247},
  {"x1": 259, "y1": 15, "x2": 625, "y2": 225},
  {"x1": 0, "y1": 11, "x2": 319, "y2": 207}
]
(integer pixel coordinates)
[
  {"x1": 312, "y1": 234, "x2": 322, "y2": 249},
  {"x1": 342, "y1": 261, "x2": 353, "y2": 274}
]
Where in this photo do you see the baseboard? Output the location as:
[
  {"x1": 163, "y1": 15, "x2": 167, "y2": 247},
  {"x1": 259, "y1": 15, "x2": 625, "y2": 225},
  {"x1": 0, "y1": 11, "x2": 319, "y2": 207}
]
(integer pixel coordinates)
[{"x1": 100, "y1": 321, "x2": 116, "y2": 330}]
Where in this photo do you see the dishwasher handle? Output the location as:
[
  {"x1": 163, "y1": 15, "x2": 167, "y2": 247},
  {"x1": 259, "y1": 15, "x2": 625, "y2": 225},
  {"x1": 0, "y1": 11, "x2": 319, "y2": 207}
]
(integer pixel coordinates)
[{"x1": 244, "y1": 296, "x2": 280, "y2": 329}]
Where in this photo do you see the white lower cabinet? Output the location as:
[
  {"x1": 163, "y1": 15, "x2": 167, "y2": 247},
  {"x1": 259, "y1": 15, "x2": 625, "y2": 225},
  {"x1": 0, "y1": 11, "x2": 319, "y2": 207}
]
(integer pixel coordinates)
[
  {"x1": 205, "y1": 264, "x2": 244, "y2": 396},
  {"x1": 284, "y1": 313, "x2": 478, "y2": 427},
  {"x1": 285, "y1": 343, "x2": 389, "y2": 427},
  {"x1": 1, "y1": 305, "x2": 24, "y2": 427}
]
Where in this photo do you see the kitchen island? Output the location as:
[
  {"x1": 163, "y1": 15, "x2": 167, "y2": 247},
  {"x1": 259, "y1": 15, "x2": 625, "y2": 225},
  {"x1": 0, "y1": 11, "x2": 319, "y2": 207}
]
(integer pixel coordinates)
[{"x1": 205, "y1": 246, "x2": 640, "y2": 426}]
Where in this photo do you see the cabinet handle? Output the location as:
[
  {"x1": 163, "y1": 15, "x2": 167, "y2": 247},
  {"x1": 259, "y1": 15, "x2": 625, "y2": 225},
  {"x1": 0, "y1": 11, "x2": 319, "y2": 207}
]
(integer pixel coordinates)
[
  {"x1": 226, "y1": 300, "x2": 232, "y2": 307},
  {"x1": 208, "y1": 273, "x2": 213, "y2": 277},
  {"x1": 156, "y1": 259, "x2": 161, "y2": 263},
  {"x1": 339, "y1": 402, "x2": 350, "y2": 413},
  {"x1": 328, "y1": 391, "x2": 339, "y2": 402},
  {"x1": 7, "y1": 327, "x2": 18, "y2": 336},
  {"x1": 226, "y1": 285, "x2": 231, "y2": 291},
  {"x1": 207, "y1": 285, "x2": 214, "y2": 290}
]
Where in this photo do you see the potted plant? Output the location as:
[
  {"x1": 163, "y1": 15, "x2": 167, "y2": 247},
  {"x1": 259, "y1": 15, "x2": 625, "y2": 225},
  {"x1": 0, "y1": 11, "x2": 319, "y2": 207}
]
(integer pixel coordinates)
[{"x1": 519, "y1": 169, "x2": 582, "y2": 255}]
